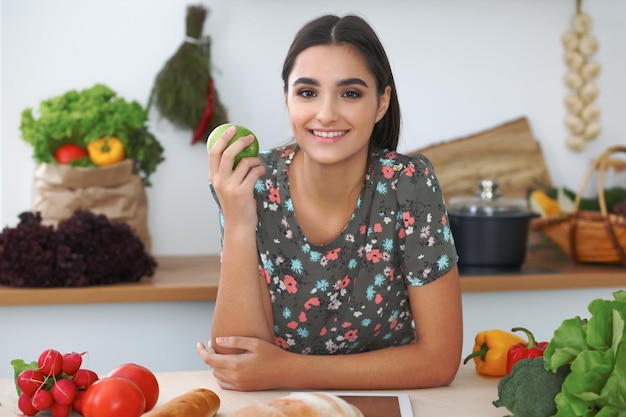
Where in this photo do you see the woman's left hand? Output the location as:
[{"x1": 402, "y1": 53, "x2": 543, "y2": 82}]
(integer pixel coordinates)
[{"x1": 196, "y1": 336, "x2": 288, "y2": 391}]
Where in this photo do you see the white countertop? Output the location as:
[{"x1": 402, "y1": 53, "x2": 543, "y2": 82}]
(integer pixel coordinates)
[{"x1": 0, "y1": 363, "x2": 505, "y2": 416}]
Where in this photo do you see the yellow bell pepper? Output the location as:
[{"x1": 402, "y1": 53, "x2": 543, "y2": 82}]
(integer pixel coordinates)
[
  {"x1": 463, "y1": 329, "x2": 525, "y2": 376},
  {"x1": 87, "y1": 136, "x2": 125, "y2": 167}
]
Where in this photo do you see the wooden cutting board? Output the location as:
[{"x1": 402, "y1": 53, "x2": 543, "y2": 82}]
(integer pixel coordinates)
[{"x1": 408, "y1": 117, "x2": 552, "y2": 203}]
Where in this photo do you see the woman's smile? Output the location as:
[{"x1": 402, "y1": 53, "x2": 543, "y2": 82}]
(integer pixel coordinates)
[{"x1": 310, "y1": 129, "x2": 349, "y2": 143}]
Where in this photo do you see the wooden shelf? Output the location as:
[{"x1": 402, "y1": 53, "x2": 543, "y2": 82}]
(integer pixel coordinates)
[
  {"x1": 1, "y1": 242, "x2": 624, "y2": 306},
  {"x1": 0, "y1": 256, "x2": 220, "y2": 306}
]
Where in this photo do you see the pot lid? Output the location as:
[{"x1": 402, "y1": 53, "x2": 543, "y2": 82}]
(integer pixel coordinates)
[{"x1": 448, "y1": 179, "x2": 531, "y2": 217}]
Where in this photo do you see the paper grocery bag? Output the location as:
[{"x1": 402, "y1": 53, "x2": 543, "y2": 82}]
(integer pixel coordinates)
[{"x1": 32, "y1": 160, "x2": 152, "y2": 252}]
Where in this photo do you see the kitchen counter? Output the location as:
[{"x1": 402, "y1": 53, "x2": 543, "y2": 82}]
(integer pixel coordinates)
[
  {"x1": 0, "y1": 240, "x2": 624, "y2": 306},
  {"x1": 0, "y1": 363, "x2": 504, "y2": 416}
]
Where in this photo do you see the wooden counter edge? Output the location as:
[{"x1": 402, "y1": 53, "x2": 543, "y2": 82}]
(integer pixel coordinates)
[{"x1": 1, "y1": 253, "x2": 624, "y2": 306}]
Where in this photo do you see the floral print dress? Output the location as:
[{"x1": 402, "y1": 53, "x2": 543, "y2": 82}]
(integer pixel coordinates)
[{"x1": 214, "y1": 145, "x2": 457, "y2": 355}]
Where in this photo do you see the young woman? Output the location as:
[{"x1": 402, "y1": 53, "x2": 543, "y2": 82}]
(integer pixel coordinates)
[{"x1": 198, "y1": 14, "x2": 462, "y2": 391}]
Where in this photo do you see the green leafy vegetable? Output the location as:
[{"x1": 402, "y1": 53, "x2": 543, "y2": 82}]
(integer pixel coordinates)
[
  {"x1": 544, "y1": 290, "x2": 626, "y2": 417},
  {"x1": 20, "y1": 83, "x2": 164, "y2": 186}
]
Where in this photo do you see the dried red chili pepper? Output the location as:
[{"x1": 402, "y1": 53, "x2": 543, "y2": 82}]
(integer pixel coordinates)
[
  {"x1": 192, "y1": 76, "x2": 215, "y2": 145},
  {"x1": 506, "y1": 327, "x2": 549, "y2": 374}
]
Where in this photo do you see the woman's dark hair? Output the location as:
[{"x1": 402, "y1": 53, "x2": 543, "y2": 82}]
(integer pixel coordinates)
[{"x1": 282, "y1": 15, "x2": 401, "y2": 151}]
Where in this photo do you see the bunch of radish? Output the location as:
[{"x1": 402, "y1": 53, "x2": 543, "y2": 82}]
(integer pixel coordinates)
[
  {"x1": 13, "y1": 349, "x2": 160, "y2": 417},
  {"x1": 13, "y1": 349, "x2": 98, "y2": 417}
]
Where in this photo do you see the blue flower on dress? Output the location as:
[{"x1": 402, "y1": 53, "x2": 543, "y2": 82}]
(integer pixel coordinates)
[
  {"x1": 285, "y1": 198, "x2": 294, "y2": 211},
  {"x1": 376, "y1": 182, "x2": 388, "y2": 195},
  {"x1": 437, "y1": 254, "x2": 450, "y2": 270},
  {"x1": 383, "y1": 238, "x2": 394, "y2": 251},
  {"x1": 297, "y1": 327, "x2": 309, "y2": 338},
  {"x1": 316, "y1": 279, "x2": 329, "y2": 291},
  {"x1": 374, "y1": 273, "x2": 385, "y2": 286},
  {"x1": 262, "y1": 258, "x2": 274, "y2": 275},
  {"x1": 301, "y1": 244, "x2": 310, "y2": 254},
  {"x1": 442, "y1": 225, "x2": 452, "y2": 242},
  {"x1": 348, "y1": 258, "x2": 358, "y2": 269},
  {"x1": 291, "y1": 258, "x2": 304, "y2": 274},
  {"x1": 361, "y1": 318, "x2": 372, "y2": 327},
  {"x1": 282, "y1": 307, "x2": 292, "y2": 319},
  {"x1": 309, "y1": 251, "x2": 322, "y2": 262},
  {"x1": 254, "y1": 179, "x2": 266, "y2": 193},
  {"x1": 366, "y1": 285, "x2": 375, "y2": 301}
]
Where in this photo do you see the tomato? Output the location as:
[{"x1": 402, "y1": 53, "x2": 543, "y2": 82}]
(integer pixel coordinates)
[
  {"x1": 107, "y1": 363, "x2": 159, "y2": 411},
  {"x1": 54, "y1": 144, "x2": 87, "y2": 164},
  {"x1": 81, "y1": 377, "x2": 145, "y2": 417},
  {"x1": 207, "y1": 123, "x2": 259, "y2": 168}
]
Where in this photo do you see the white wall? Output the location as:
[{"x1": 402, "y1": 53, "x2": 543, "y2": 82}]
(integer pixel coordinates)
[{"x1": 2, "y1": 0, "x2": 625, "y2": 256}]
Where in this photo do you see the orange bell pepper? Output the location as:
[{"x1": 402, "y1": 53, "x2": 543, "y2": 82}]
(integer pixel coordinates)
[{"x1": 463, "y1": 329, "x2": 525, "y2": 376}]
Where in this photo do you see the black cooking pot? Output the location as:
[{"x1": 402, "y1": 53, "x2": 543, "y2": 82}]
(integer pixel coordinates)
[{"x1": 448, "y1": 180, "x2": 538, "y2": 271}]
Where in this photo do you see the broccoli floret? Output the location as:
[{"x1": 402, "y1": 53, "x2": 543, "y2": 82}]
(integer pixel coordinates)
[{"x1": 493, "y1": 357, "x2": 571, "y2": 417}]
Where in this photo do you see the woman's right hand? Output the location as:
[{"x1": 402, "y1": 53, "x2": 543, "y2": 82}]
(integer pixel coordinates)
[{"x1": 208, "y1": 125, "x2": 266, "y2": 228}]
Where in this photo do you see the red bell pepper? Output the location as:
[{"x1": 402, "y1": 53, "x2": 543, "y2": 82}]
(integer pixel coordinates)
[{"x1": 506, "y1": 327, "x2": 549, "y2": 374}]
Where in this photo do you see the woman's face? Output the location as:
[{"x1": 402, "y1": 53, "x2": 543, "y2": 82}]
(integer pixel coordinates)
[{"x1": 286, "y1": 44, "x2": 390, "y2": 167}]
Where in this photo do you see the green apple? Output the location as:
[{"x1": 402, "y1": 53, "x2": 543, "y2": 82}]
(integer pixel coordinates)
[{"x1": 207, "y1": 123, "x2": 259, "y2": 168}]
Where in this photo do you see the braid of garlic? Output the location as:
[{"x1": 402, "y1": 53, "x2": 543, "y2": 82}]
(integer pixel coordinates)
[{"x1": 562, "y1": 0, "x2": 601, "y2": 152}]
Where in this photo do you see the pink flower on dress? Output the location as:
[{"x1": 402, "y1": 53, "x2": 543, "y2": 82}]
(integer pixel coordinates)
[
  {"x1": 326, "y1": 248, "x2": 341, "y2": 261},
  {"x1": 345, "y1": 329, "x2": 358, "y2": 341},
  {"x1": 320, "y1": 327, "x2": 327, "y2": 336},
  {"x1": 403, "y1": 164, "x2": 415, "y2": 177},
  {"x1": 287, "y1": 321, "x2": 298, "y2": 329},
  {"x1": 366, "y1": 248, "x2": 383, "y2": 263},
  {"x1": 382, "y1": 165, "x2": 394, "y2": 179},
  {"x1": 398, "y1": 228, "x2": 406, "y2": 239},
  {"x1": 441, "y1": 214, "x2": 447, "y2": 225},
  {"x1": 274, "y1": 337, "x2": 289, "y2": 348},
  {"x1": 260, "y1": 268, "x2": 271, "y2": 284},
  {"x1": 360, "y1": 225, "x2": 367, "y2": 234},
  {"x1": 374, "y1": 223, "x2": 383, "y2": 233},
  {"x1": 342, "y1": 322, "x2": 352, "y2": 328},
  {"x1": 299, "y1": 311, "x2": 307, "y2": 322},
  {"x1": 402, "y1": 211, "x2": 415, "y2": 228},
  {"x1": 269, "y1": 187, "x2": 280, "y2": 203},
  {"x1": 304, "y1": 297, "x2": 320, "y2": 310},
  {"x1": 390, "y1": 319, "x2": 398, "y2": 329},
  {"x1": 283, "y1": 275, "x2": 298, "y2": 294},
  {"x1": 339, "y1": 275, "x2": 351, "y2": 289},
  {"x1": 375, "y1": 293, "x2": 383, "y2": 304}
]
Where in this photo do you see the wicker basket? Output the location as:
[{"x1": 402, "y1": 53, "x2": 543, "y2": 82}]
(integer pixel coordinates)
[{"x1": 532, "y1": 145, "x2": 626, "y2": 266}]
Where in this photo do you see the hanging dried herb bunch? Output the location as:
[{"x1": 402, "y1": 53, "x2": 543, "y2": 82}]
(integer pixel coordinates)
[{"x1": 147, "y1": 4, "x2": 228, "y2": 145}]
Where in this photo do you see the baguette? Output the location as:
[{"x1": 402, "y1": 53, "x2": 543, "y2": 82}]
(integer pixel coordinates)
[
  {"x1": 230, "y1": 392, "x2": 364, "y2": 417},
  {"x1": 142, "y1": 388, "x2": 220, "y2": 417}
]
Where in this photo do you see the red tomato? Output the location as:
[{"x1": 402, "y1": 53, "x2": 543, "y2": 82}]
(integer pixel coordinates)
[
  {"x1": 107, "y1": 363, "x2": 159, "y2": 411},
  {"x1": 81, "y1": 377, "x2": 145, "y2": 417},
  {"x1": 54, "y1": 144, "x2": 87, "y2": 164}
]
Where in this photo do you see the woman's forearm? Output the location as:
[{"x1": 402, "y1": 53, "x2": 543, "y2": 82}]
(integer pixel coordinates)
[
  {"x1": 280, "y1": 341, "x2": 461, "y2": 390},
  {"x1": 211, "y1": 224, "x2": 273, "y2": 352}
]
